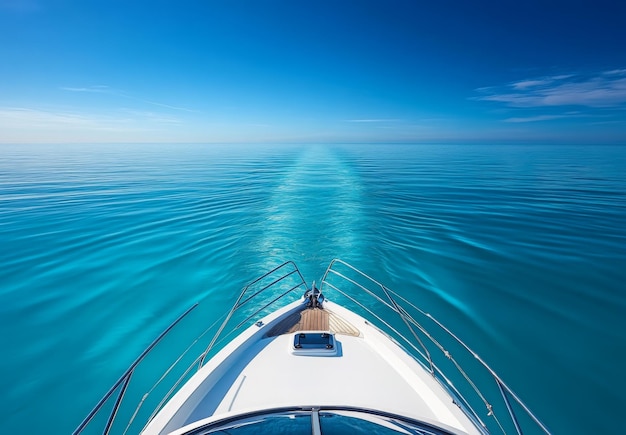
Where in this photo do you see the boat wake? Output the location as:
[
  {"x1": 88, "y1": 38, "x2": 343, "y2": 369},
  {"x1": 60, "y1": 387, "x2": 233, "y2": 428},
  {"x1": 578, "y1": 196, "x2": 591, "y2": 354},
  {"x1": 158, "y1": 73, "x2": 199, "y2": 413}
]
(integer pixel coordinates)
[{"x1": 255, "y1": 145, "x2": 365, "y2": 281}]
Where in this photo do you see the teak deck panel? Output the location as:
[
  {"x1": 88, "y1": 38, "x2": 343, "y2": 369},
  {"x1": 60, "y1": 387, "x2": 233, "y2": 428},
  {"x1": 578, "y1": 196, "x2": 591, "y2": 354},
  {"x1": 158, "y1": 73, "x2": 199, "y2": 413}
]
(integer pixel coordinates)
[
  {"x1": 297, "y1": 308, "x2": 328, "y2": 331},
  {"x1": 265, "y1": 307, "x2": 360, "y2": 337}
]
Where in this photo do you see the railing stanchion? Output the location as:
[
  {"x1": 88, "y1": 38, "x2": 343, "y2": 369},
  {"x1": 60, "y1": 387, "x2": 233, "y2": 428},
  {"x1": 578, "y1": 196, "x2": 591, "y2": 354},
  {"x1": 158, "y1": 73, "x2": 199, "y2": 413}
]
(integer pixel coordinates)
[
  {"x1": 496, "y1": 379, "x2": 523, "y2": 435},
  {"x1": 103, "y1": 373, "x2": 132, "y2": 435}
]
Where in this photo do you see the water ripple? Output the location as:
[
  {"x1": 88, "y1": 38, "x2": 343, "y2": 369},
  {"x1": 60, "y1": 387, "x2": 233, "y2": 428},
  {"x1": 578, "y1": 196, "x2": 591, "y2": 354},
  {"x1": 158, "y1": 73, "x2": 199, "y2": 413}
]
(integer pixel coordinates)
[{"x1": 0, "y1": 143, "x2": 625, "y2": 433}]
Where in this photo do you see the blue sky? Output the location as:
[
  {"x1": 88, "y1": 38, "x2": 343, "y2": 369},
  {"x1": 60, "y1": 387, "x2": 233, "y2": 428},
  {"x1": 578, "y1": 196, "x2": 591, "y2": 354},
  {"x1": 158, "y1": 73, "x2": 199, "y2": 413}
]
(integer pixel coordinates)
[{"x1": 1, "y1": 0, "x2": 625, "y2": 144}]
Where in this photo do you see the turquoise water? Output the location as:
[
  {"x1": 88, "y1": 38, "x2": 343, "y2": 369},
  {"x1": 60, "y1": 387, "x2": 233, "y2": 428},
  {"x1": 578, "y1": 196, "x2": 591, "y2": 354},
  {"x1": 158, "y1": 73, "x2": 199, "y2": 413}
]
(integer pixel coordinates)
[{"x1": 1, "y1": 143, "x2": 625, "y2": 434}]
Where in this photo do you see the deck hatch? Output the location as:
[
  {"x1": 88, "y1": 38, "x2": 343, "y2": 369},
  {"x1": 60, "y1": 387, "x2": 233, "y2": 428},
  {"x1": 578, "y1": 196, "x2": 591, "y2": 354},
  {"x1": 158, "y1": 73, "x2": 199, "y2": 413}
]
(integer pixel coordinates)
[
  {"x1": 291, "y1": 332, "x2": 337, "y2": 356},
  {"x1": 294, "y1": 332, "x2": 334, "y2": 349}
]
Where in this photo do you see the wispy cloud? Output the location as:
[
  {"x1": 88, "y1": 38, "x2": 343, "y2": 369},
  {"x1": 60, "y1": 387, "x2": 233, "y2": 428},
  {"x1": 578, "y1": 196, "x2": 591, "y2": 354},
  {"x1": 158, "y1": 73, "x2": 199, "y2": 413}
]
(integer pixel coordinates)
[
  {"x1": 511, "y1": 79, "x2": 553, "y2": 90},
  {"x1": 504, "y1": 113, "x2": 583, "y2": 123},
  {"x1": 60, "y1": 85, "x2": 111, "y2": 93},
  {"x1": 475, "y1": 70, "x2": 626, "y2": 108},
  {"x1": 141, "y1": 100, "x2": 196, "y2": 113},
  {"x1": 0, "y1": 107, "x2": 104, "y2": 129},
  {"x1": 61, "y1": 85, "x2": 198, "y2": 112},
  {"x1": 0, "y1": 106, "x2": 182, "y2": 134},
  {"x1": 345, "y1": 118, "x2": 402, "y2": 123}
]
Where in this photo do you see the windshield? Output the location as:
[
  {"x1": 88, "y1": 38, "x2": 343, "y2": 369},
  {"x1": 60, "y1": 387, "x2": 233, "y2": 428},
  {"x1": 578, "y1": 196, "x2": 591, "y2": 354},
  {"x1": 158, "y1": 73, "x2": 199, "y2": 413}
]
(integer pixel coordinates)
[{"x1": 184, "y1": 407, "x2": 456, "y2": 435}]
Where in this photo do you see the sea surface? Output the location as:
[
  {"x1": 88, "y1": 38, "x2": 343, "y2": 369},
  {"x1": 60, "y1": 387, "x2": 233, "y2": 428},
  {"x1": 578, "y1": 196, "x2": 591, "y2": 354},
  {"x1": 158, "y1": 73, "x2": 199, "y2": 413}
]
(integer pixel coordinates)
[{"x1": 1, "y1": 143, "x2": 625, "y2": 434}]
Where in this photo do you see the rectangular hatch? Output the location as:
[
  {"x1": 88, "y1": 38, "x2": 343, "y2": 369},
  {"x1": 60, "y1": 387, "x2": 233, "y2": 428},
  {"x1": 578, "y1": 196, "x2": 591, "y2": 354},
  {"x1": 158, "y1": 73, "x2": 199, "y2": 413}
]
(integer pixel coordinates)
[{"x1": 291, "y1": 332, "x2": 338, "y2": 356}]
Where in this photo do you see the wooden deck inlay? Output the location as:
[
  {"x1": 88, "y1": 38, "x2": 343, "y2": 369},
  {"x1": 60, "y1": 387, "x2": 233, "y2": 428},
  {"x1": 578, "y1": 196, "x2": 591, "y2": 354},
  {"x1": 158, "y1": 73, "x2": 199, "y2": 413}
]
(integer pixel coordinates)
[
  {"x1": 265, "y1": 307, "x2": 360, "y2": 337},
  {"x1": 298, "y1": 308, "x2": 329, "y2": 331}
]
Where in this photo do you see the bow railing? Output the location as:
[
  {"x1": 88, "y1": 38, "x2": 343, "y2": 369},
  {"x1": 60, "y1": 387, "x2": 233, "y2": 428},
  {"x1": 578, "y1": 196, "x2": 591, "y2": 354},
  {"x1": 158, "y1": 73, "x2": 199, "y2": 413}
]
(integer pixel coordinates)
[
  {"x1": 74, "y1": 259, "x2": 549, "y2": 434},
  {"x1": 320, "y1": 258, "x2": 550, "y2": 435},
  {"x1": 74, "y1": 261, "x2": 307, "y2": 435}
]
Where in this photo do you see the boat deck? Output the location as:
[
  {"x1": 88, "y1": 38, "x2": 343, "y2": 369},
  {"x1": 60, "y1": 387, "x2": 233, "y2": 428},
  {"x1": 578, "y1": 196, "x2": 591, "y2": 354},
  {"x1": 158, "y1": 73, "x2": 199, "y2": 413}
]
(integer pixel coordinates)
[
  {"x1": 162, "y1": 301, "x2": 481, "y2": 435},
  {"x1": 265, "y1": 307, "x2": 360, "y2": 337}
]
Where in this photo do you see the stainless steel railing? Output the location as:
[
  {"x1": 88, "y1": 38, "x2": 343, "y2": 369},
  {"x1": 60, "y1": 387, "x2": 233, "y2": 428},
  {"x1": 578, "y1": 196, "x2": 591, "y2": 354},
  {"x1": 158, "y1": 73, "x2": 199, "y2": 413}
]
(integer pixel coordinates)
[
  {"x1": 75, "y1": 259, "x2": 549, "y2": 435},
  {"x1": 319, "y1": 258, "x2": 551, "y2": 435},
  {"x1": 72, "y1": 303, "x2": 199, "y2": 435},
  {"x1": 198, "y1": 261, "x2": 307, "y2": 366},
  {"x1": 73, "y1": 261, "x2": 307, "y2": 435}
]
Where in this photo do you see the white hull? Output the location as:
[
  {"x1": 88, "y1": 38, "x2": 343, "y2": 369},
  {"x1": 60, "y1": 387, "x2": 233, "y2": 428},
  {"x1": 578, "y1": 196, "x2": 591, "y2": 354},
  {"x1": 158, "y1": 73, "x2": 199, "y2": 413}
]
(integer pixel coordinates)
[
  {"x1": 145, "y1": 299, "x2": 481, "y2": 434},
  {"x1": 74, "y1": 259, "x2": 550, "y2": 435}
]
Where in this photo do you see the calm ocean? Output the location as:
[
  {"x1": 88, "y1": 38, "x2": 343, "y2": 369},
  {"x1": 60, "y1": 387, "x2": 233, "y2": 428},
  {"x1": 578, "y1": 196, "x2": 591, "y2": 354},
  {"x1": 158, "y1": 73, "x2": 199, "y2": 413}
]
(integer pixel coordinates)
[{"x1": 1, "y1": 143, "x2": 625, "y2": 434}]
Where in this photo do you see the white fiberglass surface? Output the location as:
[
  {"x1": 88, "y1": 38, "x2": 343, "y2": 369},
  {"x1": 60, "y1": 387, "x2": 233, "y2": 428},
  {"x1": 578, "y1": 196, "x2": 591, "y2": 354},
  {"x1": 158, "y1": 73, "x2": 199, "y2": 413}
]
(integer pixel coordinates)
[
  {"x1": 147, "y1": 301, "x2": 482, "y2": 435},
  {"x1": 185, "y1": 314, "x2": 480, "y2": 433}
]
